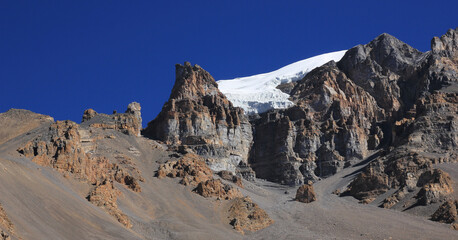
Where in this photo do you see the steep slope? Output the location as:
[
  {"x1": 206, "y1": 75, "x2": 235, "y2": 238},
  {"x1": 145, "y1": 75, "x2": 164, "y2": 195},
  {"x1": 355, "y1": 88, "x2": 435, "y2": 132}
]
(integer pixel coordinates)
[
  {"x1": 143, "y1": 62, "x2": 253, "y2": 175},
  {"x1": 217, "y1": 50, "x2": 347, "y2": 114}
]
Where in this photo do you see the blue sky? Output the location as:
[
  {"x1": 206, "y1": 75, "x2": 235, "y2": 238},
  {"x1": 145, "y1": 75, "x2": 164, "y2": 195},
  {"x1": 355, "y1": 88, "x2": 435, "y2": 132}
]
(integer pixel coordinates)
[{"x1": 1, "y1": 1, "x2": 457, "y2": 126}]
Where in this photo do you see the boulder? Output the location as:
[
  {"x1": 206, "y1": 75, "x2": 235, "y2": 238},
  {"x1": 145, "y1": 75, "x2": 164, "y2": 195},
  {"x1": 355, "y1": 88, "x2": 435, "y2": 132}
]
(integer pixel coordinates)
[{"x1": 295, "y1": 182, "x2": 317, "y2": 203}]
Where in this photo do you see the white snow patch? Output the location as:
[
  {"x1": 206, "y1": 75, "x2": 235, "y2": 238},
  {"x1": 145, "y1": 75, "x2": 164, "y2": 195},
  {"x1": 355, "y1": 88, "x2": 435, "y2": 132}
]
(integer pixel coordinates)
[{"x1": 217, "y1": 50, "x2": 347, "y2": 114}]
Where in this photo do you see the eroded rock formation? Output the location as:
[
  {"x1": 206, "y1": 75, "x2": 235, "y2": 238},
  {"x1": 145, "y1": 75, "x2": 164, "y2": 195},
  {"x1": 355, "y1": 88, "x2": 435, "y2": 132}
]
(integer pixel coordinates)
[
  {"x1": 157, "y1": 153, "x2": 214, "y2": 186},
  {"x1": 227, "y1": 197, "x2": 274, "y2": 234},
  {"x1": 17, "y1": 120, "x2": 143, "y2": 228},
  {"x1": 194, "y1": 179, "x2": 242, "y2": 200},
  {"x1": 143, "y1": 62, "x2": 253, "y2": 175},
  {"x1": 82, "y1": 102, "x2": 142, "y2": 136},
  {"x1": 0, "y1": 204, "x2": 13, "y2": 237}
]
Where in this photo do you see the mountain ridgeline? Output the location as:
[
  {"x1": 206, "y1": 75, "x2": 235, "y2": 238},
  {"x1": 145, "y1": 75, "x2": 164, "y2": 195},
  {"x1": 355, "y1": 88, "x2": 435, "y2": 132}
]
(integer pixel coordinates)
[{"x1": 144, "y1": 28, "x2": 457, "y2": 185}]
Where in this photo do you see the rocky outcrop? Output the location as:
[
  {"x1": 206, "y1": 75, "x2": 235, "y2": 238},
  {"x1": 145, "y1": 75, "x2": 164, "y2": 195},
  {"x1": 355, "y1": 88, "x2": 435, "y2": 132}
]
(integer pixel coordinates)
[
  {"x1": 0, "y1": 204, "x2": 13, "y2": 236},
  {"x1": 194, "y1": 179, "x2": 242, "y2": 200},
  {"x1": 417, "y1": 169, "x2": 454, "y2": 205},
  {"x1": 82, "y1": 102, "x2": 142, "y2": 136},
  {"x1": 143, "y1": 62, "x2": 253, "y2": 174},
  {"x1": 431, "y1": 200, "x2": 458, "y2": 229},
  {"x1": 87, "y1": 180, "x2": 132, "y2": 228},
  {"x1": 227, "y1": 197, "x2": 274, "y2": 234},
  {"x1": 17, "y1": 120, "x2": 143, "y2": 227},
  {"x1": 157, "y1": 153, "x2": 213, "y2": 186},
  {"x1": 295, "y1": 182, "x2": 317, "y2": 203}
]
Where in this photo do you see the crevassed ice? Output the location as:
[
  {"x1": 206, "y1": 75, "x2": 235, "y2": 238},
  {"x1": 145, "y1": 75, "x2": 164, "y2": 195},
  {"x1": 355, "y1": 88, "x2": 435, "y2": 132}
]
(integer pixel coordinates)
[{"x1": 216, "y1": 50, "x2": 347, "y2": 115}]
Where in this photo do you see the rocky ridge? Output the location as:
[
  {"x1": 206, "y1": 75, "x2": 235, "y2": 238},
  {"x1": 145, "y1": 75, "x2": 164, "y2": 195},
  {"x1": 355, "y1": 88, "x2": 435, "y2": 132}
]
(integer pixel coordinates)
[
  {"x1": 82, "y1": 102, "x2": 142, "y2": 136},
  {"x1": 17, "y1": 107, "x2": 145, "y2": 228},
  {"x1": 343, "y1": 28, "x2": 458, "y2": 228}
]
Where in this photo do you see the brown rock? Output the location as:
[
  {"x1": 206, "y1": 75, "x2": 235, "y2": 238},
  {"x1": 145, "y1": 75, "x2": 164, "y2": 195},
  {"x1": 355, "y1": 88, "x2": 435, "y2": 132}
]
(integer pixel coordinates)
[
  {"x1": 194, "y1": 179, "x2": 242, "y2": 200},
  {"x1": 87, "y1": 181, "x2": 132, "y2": 228},
  {"x1": 431, "y1": 200, "x2": 458, "y2": 224},
  {"x1": 227, "y1": 197, "x2": 273, "y2": 234},
  {"x1": 346, "y1": 163, "x2": 389, "y2": 202},
  {"x1": 17, "y1": 120, "x2": 141, "y2": 226},
  {"x1": 295, "y1": 182, "x2": 317, "y2": 203},
  {"x1": 143, "y1": 62, "x2": 253, "y2": 175},
  {"x1": 0, "y1": 231, "x2": 10, "y2": 240},
  {"x1": 417, "y1": 169, "x2": 454, "y2": 205},
  {"x1": 0, "y1": 204, "x2": 13, "y2": 234},
  {"x1": 157, "y1": 153, "x2": 213, "y2": 186}
]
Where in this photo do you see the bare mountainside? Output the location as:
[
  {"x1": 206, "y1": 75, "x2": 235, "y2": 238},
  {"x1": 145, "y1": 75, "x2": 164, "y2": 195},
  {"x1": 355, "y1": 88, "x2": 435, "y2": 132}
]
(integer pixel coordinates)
[{"x1": 0, "y1": 28, "x2": 457, "y2": 239}]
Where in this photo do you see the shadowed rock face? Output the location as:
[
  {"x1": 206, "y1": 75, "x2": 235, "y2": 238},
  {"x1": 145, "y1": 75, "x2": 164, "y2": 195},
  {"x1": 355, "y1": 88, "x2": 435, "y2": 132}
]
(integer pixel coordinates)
[
  {"x1": 251, "y1": 61, "x2": 384, "y2": 185},
  {"x1": 337, "y1": 33, "x2": 425, "y2": 117},
  {"x1": 345, "y1": 29, "x2": 458, "y2": 221},
  {"x1": 143, "y1": 62, "x2": 253, "y2": 175},
  {"x1": 250, "y1": 28, "x2": 458, "y2": 186}
]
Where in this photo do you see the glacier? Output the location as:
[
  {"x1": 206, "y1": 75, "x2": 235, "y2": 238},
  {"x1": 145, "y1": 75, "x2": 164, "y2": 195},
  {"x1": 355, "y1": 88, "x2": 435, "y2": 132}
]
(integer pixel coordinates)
[{"x1": 216, "y1": 50, "x2": 347, "y2": 115}]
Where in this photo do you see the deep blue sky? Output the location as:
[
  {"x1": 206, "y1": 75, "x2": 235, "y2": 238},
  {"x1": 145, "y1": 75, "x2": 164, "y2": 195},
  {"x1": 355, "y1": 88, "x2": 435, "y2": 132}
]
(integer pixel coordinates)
[{"x1": 1, "y1": 1, "x2": 457, "y2": 126}]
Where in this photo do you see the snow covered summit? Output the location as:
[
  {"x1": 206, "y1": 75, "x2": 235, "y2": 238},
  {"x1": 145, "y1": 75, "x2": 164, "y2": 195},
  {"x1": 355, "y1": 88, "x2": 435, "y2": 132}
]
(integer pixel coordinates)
[{"x1": 216, "y1": 50, "x2": 347, "y2": 114}]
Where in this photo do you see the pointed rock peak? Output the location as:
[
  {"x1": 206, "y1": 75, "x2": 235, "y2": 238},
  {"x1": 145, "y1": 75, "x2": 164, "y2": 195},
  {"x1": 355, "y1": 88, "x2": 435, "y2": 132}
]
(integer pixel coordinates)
[
  {"x1": 170, "y1": 62, "x2": 220, "y2": 100},
  {"x1": 368, "y1": 32, "x2": 421, "y2": 55},
  {"x1": 431, "y1": 28, "x2": 458, "y2": 57},
  {"x1": 339, "y1": 32, "x2": 422, "y2": 75}
]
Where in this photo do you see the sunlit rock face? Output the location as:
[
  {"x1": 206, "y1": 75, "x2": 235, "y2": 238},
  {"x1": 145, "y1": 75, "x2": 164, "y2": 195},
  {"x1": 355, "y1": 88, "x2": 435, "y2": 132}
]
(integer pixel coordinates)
[{"x1": 143, "y1": 62, "x2": 253, "y2": 176}]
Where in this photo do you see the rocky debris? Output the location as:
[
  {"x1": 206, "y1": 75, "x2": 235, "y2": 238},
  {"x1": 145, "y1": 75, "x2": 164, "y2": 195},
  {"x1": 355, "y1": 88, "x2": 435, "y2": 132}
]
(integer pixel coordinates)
[
  {"x1": 17, "y1": 120, "x2": 142, "y2": 227},
  {"x1": 295, "y1": 182, "x2": 317, "y2": 203},
  {"x1": 82, "y1": 102, "x2": 142, "y2": 136},
  {"x1": 417, "y1": 169, "x2": 454, "y2": 205},
  {"x1": 194, "y1": 179, "x2": 242, "y2": 200},
  {"x1": 87, "y1": 181, "x2": 132, "y2": 228},
  {"x1": 431, "y1": 200, "x2": 458, "y2": 230},
  {"x1": 218, "y1": 170, "x2": 243, "y2": 188},
  {"x1": 227, "y1": 197, "x2": 274, "y2": 234},
  {"x1": 143, "y1": 62, "x2": 253, "y2": 174},
  {"x1": 157, "y1": 153, "x2": 213, "y2": 186},
  {"x1": 0, "y1": 204, "x2": 13, "y2": 235}
]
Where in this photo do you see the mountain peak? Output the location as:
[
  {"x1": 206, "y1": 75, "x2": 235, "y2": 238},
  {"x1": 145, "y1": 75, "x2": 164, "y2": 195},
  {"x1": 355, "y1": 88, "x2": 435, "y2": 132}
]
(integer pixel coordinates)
[{"x1": 170, "y1": 62, "x2": 219, "y2": 100}]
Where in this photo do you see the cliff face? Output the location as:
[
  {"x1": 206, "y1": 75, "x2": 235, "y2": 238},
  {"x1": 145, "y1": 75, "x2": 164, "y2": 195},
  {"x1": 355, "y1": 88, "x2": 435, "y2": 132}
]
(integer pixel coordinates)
[
  {"x1": 251, "y1": 62, "x2": 384, "y2": 185},
  {"x1": 345, "y1": 28, "x2": 458, "y2": 212},
  {"x1": 143, "y1": 62, "x2": 253, "y2": 175},
  {"x1": 249, "y1": 28, "x2": 458, "y2": 186}
]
